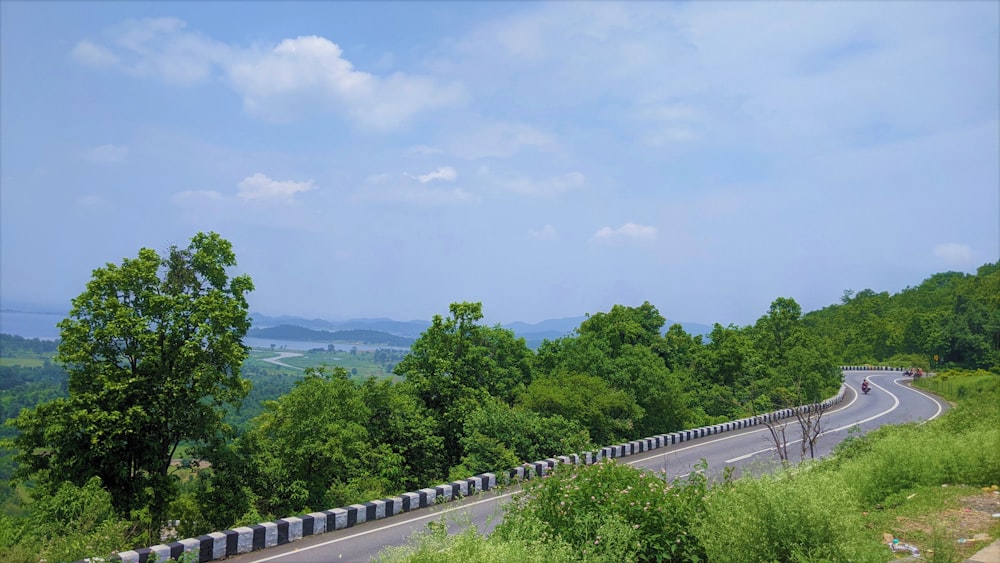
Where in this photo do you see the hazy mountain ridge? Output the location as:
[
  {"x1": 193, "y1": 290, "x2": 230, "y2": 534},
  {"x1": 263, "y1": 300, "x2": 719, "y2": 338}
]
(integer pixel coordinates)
[
  {"x1": 249, "y1": 313, "x2": 431, "y2": 338},
  {"x1": 247, "y1": 325, "x2": 414, "y2": 347},
  {"x1": 1, "y1": 310, "x2": 712, "y2": 345},
  {"x1": 249, "y1": 312, "x2": 713, "y2": 348}
]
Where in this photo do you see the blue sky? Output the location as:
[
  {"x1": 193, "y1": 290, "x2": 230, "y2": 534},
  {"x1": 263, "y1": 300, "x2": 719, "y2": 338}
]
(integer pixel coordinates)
[{"x1": 1, "y1": 1, "x2": 998, "y2": 326}]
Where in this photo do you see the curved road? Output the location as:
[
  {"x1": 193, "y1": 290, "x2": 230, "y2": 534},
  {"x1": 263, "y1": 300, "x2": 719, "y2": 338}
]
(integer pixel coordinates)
[
  {"x1": 258, "y1": 351, "x2": 304, "y2": 371},
  {"x1": 226, "y1": 369, "x2": 948, "y2": 563}
]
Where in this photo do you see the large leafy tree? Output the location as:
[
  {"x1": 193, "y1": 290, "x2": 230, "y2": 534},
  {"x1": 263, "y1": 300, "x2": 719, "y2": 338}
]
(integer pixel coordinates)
[
  {"x1": 450, "y1": 396, "x2": 590, "y2": 479},
  {"x1": 394, "y1": 301, "x2": 533, "y2": 469},
  {"x1": 359, "y1": 377, "x2": 446, "y2": 491},
  {"x1": 518, "y1": 370, "x2": 640, "y2": 446},
  {"x1": 215, "y1": 368, "x2": 402, "y2": 520},
  {"x1": 535, "y1": 303, "x2": 691, "y2": 440},
  {"x1": 8, "y1": 232, "x2": 253, "y2": 537}
]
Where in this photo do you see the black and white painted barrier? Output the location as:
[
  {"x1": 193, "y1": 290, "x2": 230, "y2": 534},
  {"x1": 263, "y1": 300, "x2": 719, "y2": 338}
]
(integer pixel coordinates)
[
  {"x1": 841, "y1": 366, "x2": 905, "y2": 371},
  {"x1": 90, "y1": 381, "x2": 853, "y2": 563}
]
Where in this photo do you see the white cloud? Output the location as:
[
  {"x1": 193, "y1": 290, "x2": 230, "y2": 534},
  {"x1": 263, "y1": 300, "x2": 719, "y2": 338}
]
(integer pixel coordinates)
[
  {"x1": 591, "y1": 222, "x2": 658, "y2": 244},
  {"x1": 237, "y1": 173, "x2": 315, "y2": 201},
  {"x1": 529, "y1": 224, "x2": 558, "y2": 240},
  {"x1": 72, "y1": 22, "x2": 462, "y2": 127},
  {"x1": 415, "y1": 166, "x2": 457, "y2": 183},
  {"x1": 490, "y1": 171, "x2": 585, "y2": 197},
  {"x1": 450, "y1": 122, "x2": 558, "y2": 159},
  {"x1": 82, "y1": 144, "x2": 128, "y2": 163},
  {"x1": 638, "y1": 103, "x2": 703, "y2": 146},
  {"x1": 71, "y1": 41, "x2": 119, "y2": 67},
  {"x1": 72, "y1": 17, "x2": 229, "y2": 85},
  {"x1": 933, "y1": 243, "x2": 974, "y2": 265},
  {"x1": 357, "y1": 171, "x2": 472, "y2": 205}
]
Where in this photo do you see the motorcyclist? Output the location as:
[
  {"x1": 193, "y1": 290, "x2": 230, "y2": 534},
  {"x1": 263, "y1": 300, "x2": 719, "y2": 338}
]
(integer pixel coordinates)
[{"x1": 861, "y1": 379, "x2": 870, "y2": 394}]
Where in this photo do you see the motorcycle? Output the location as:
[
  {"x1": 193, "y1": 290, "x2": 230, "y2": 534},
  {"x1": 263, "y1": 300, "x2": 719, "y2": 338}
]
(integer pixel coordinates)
[{"x1": 861, "y1": 381, "x2": 870, "y2": 395}]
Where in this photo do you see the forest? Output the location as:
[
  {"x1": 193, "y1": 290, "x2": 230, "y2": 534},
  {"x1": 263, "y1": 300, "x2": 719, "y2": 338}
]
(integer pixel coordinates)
[{"x1": 0, "y1": 233, "x2": 997, "y2": 562}]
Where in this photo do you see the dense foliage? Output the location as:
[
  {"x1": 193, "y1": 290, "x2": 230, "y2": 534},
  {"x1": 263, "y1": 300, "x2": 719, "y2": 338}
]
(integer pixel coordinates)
[
  {"x1": 2, "y1": 259, "x2": 997, "y2": 562},
  {"x1": 803, "y1": 263, "x2": 1000, "y2": 370},
  {"x1": 5, "y1": 232, "x2": 254, "y2": 543}
]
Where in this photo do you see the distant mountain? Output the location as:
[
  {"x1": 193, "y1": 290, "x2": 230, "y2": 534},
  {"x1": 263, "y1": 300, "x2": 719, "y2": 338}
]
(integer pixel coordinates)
[
  {"x1": 505, "y1": 316, "x2": 713, "y2": 348},
  {"x1": 250, "y1": 313, "x2": 430, "y2": 338},
  {"x1": 249, "y1": 312, "x2": 713, "y2": 349},
  {"x1": 502, "y1": 316, "x2": 586, "y2": 348},
  {"x1": 247, "y1": 325, "x2": 414, "y2": 347}
]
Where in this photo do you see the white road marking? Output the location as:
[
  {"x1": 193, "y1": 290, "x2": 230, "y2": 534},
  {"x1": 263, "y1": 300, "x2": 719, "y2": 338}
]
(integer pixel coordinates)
[
  {"x1": 892, "y1": 378, "x2": 945, "y2": 421},
  {"x1": 725, "y1": 376, "x2": 902, "y2": 463},
  {"x1": 244, "y1": 492, "x2": 517, "y2": 562}
]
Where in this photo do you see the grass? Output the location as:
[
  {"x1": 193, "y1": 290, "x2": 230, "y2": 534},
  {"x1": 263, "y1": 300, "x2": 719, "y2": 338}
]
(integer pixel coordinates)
[
  {"x1": 0, "y1": 357, "x2": 46, "y2": 368},
  {"x1": 914, "y1": 369, "x2": 999, "y2": 402}
]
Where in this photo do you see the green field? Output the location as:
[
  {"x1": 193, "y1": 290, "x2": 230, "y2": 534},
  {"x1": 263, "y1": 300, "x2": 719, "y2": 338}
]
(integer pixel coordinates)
[
  {"x1": 0, "y1": 357, "x2": 47, "y2": 368},
  {"x1": 246, "y1": 346, "x2": 406, "y2": 380}
]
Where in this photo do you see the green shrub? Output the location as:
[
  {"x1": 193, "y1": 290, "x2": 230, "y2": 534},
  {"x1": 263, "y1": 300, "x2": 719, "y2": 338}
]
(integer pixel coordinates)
[
  {"x1": 494, "y1": 460, "x2": 707, "y2": 562},
  {"x1": 376, "y1": 522, "x2": 577, "y2": 563},
  {"x1": 695, "y1": 470, "x2": 885, "y2": 562},
  {"x1": 840, "y1": 389, "x2": 1000, "y2": 506},
  {"x1": 0, "y1": 477, "x2": 134, "y2": 563}
]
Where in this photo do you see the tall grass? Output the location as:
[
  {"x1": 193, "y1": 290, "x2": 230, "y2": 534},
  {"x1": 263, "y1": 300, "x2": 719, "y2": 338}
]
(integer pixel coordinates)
[
  {"x1": 915, "y1": 369, "x2": 999, "y2": 402},
  {"x1": 695, "y1": 470, "x2": 885, "y2": 562}
]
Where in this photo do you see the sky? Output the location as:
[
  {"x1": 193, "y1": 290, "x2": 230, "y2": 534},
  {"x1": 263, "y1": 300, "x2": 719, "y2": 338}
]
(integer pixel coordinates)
[{"x1": 1, "y1": 1, "x2": 998, "y2": 327}]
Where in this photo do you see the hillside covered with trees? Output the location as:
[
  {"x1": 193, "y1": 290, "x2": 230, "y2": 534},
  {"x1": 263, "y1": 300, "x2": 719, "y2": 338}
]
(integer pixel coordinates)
[{"x1": 0, "y1": 234, "x2": 996, "y2": 561}]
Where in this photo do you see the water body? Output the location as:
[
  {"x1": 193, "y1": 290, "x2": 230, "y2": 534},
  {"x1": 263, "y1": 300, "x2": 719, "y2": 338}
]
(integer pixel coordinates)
[
  {"x1": 0, "y1": 310, "x2": 63, "y2": 339},
  {"x1": 0, "y1": 310, "x2": 409, "y2": 352},
  {"x1": 0, "y1": 311, "x2": 409, "y2": 353}
]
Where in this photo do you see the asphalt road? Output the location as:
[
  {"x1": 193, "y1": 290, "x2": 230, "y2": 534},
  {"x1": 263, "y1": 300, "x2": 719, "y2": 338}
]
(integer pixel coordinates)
[{"x1": 225, "y1": 369, "x2": 948, "y2": 563}]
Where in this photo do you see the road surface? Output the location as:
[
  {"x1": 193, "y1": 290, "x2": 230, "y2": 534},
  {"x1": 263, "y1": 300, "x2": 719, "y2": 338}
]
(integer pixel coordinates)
[
  {"x1": 225, "y1": 369, "x2": 948, "y2": 562},
  {"x1": 258, "y1": 351, "x2": 304, "y2": 371}
]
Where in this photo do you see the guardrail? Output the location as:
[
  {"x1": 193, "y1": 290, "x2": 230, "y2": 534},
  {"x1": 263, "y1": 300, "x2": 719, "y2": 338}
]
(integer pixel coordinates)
[{"x1": 86, "y1": 378, "x2": 854, "y2": 563}]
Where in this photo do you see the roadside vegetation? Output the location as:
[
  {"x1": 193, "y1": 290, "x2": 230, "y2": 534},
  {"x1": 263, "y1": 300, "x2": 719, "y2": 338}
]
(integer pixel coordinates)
[
  {"x1": 0, "y1": 233, "x2": 996, "y2": 562},
  {"x1": 379, "y1": 371, "x2": 1000, "y2": 563}
]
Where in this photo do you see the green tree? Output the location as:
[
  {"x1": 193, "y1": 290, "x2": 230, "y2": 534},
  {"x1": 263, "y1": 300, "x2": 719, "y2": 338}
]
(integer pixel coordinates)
[
  {"x1": 576, "y1": 301, "x2": 665, "y2": 357},
  {"x1": 658, "y1": 323, "x2": 702, "y2": 371},
  {"x1": 754, "y1": 297, "x2": 803, "y2": 363},
  {"x1": 535, "y1": 303, "x2": 690, "y2": 439},
  {"x1": 7, "y1": 232, "x2": 253, "y2": 539},
  {"x1": 450, "y1": 396, "x2": 590, "y2": 479},
  {"x1": 359, "y1": 378, "x2": 446, "y2": 490},
  {"x1": 217, "y1": 367, "x2": 401, "y2": 520},
  {"x1": 518, "y1": 370, "x2": 639, "y2": 446},
  {"x1": 394, "y1": 302, "x2": 534, "y2": 469}
]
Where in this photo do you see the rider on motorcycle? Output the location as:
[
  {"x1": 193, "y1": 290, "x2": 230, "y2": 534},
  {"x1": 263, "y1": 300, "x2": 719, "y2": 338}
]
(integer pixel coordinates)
[{"x1": 861, "y1": 379, "x2": 870, "y2": 394}]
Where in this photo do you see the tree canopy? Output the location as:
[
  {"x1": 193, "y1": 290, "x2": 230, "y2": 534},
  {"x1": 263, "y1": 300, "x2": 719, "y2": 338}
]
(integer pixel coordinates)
[{"x1": 7, "y1": 232, "x2": 253, "y2": 539}]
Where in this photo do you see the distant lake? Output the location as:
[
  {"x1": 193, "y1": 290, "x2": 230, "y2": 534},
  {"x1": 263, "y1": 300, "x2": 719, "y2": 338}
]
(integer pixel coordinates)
[
  {"x1": 1, "y1": 310, "x2": 409, "y2": 353},
  {"x1": 0, "y1": 310, "x2": 63, "y2": 340}
]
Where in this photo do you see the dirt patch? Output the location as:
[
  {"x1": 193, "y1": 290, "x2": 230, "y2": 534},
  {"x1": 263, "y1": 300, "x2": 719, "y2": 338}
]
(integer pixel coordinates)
[
  {"x1": 890, "y1": 490, "x2": 1000, "y2": 559},
  {"x1": 962, "y1": 490, "x2": 1000, "y2": 515}
]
